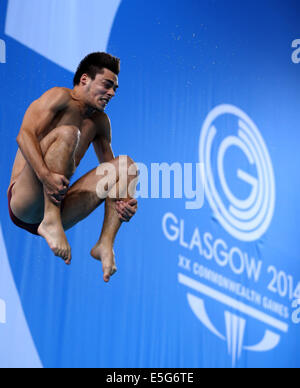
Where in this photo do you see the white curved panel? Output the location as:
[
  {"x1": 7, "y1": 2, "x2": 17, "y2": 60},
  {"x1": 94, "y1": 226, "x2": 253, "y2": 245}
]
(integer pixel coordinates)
[
  {"x1": 0, "y1": 225, "x2": 42, "y2": 368},
  {"x1": 5, "y1": 0, "x2": 122, "y2": 72}
]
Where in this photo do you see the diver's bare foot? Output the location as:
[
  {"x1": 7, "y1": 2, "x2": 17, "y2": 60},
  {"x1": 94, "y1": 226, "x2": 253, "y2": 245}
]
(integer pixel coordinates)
[
  {"x1": 38, "y1": 219, "x2": 71, "y2": 264},
  {"x1": 90, "y1": 242, "x2": 117, "y2": 283}
]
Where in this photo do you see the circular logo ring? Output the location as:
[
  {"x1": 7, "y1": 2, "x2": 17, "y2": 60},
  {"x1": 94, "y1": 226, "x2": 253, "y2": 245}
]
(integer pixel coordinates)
[{"x1": 199, "y1": 105, "x2": 275, "y2": 242}]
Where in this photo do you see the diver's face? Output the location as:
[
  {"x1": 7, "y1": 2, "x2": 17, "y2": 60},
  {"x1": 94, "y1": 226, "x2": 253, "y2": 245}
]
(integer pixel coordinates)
[{"x1": 85, "y1": 68, "x2": 118, "y2": 111}]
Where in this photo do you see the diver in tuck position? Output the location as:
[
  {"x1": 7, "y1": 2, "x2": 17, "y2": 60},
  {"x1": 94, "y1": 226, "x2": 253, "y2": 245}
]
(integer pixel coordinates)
[{"x1": 7, "y1": 52, "x2": 138, "y2": 283}]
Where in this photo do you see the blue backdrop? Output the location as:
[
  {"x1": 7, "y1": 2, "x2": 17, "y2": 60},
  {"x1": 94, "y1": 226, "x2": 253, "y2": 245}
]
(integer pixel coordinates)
[{"x1": 0, "y1": 0, "x2": 300, "y2": 368}]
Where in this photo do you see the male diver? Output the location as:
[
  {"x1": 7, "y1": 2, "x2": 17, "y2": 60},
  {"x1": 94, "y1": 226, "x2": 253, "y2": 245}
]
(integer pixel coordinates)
[{"x1": 7, "y1": 52, "x2": 138, "y2": 283}]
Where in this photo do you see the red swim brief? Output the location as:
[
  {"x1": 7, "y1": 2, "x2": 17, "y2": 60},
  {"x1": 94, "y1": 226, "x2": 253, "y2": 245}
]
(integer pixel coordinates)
[{"x1": 7, "y1": 183, "x2": 40, "y2": 236}]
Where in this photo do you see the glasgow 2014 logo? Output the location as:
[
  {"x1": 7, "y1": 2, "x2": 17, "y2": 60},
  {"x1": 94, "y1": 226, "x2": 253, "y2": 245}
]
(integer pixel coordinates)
[
  {"x1": 169, "y1": 105, "x2": 284, "y2": 367},
  {"x1": 199, "y1": 104, "x2": 275, "y2": 242}
]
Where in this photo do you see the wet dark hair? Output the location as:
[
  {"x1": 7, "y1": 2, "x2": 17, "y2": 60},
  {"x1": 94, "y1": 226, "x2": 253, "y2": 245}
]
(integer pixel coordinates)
[{"x1": 73, "y1": 52, "x2": 120, "y2": 86}]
